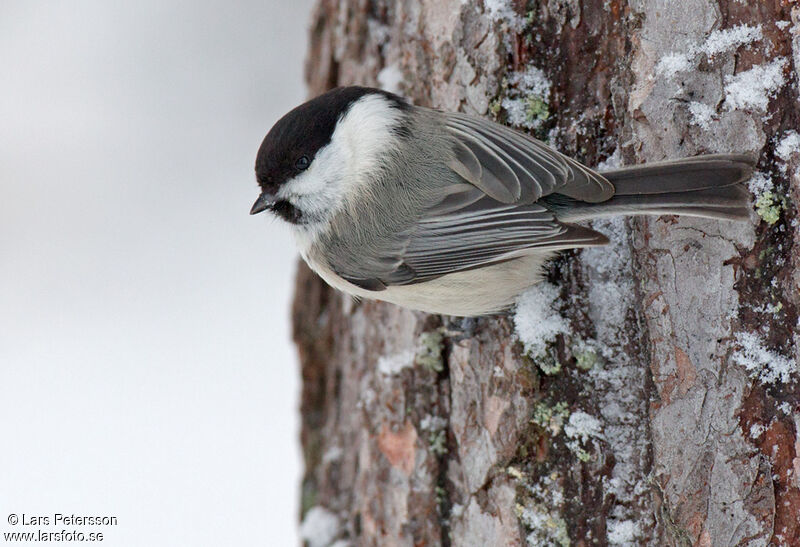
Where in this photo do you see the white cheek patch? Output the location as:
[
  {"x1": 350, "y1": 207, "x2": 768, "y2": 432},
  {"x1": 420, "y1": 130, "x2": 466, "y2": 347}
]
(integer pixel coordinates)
[
  {"x1": 277, "y1": 93, "x2": 406, "y2": 225},
  {"x1": 276, "y1": 142, "x2": 346, "y2": 220}
]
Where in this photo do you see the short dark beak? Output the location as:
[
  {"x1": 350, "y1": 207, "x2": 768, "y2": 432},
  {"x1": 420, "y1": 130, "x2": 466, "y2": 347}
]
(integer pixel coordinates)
[{"x1": 250, "y1": 192, "x2": 276, "y2": 215}]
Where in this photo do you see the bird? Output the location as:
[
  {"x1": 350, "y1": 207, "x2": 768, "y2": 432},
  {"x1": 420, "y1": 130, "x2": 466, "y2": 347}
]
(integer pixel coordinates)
[{"x1": 250, "y1": 86, "x2": 753, "y2": 317}]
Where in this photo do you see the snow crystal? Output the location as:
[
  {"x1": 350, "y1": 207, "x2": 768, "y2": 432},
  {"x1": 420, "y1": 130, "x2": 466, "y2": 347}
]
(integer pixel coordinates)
[
  {"x1": 701, "y1": 24, "x2": 763, "y2": 58},
  {"x1": 747, "y1": 172, "x2": 774, "y2": 197},
  {"x1": 655, "y1": 52, "x2": 691, "y2": 78},
  {"x1": 732, "y1": 332, "x2": 797, "y2": 385},
  {"x1": 514, "y1": 282, "x2": 569, "y2": 357},
  {"x1": 300, "y1": 507, "x2": 341, "y2": 547},
  {"x1": 607, "y1": 519, "x2": 640, "y2": 545},
  {"x1": 484, "y1": 0, "x2": 525, "y2": 31},
  {"x1": 724, "y1": 58, "x2": 787, "y2": 112},
  {"x1": 778, "y1": 401, "x2": 793, "y2": 415},
  {"x1": 749, "y1": 423, "x2": 766, "y2": 439},
  {"x1": 377, "y1": 64, "x2": 404, "y2": 95},
  {"x1": 564, "y1": 411, "x2": 604, "y2": 443},
  {"x1": 776, "y1": 21, "x2": 791, "y2": 30},
  {"x1": 507, "y1": 66, "x2": 551, "y2": 99},
  {"x1": 776, "y1": 130, "x2": 800, "y2": 166},
  {"x1": 377, "y1": 349, "x2": 415, "y2": 375},
  {"x1": 597, "y1": 148, "x2": 622, "y2": 171},
  {"x1": 688, "y1": 101, "x2": 717, "y2": 130},
  {"x1": 657, "y1": 25, "x2": 763, "y2": 80}
]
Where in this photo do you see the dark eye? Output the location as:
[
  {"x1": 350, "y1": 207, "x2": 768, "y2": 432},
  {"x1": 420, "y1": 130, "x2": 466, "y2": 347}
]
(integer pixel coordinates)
[{"x1": 295, "y1": 155, "x2": 310, "y2": 170}]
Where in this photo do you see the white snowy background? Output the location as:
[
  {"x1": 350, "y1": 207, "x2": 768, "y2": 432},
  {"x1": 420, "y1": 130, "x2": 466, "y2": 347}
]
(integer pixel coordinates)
[{"x1": 1, "y1": 1, "x2": 313, "y2": 545}]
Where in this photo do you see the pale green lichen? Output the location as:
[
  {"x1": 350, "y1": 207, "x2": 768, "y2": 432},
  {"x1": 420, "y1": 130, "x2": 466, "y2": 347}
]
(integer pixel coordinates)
[
  {"x1": 572, "y1": 337, "x2": 605, "y2": 373},
  {"x1": 755, "y1": 190, "x2": 783, "y2": 225},
  {"x1": 507, "y1": 466, "x2": 525, "y2": 480},
  {"x1": 489, "y1": 77, "x2": 509, "y2": 119},
  {"x1": 536, "y1": 356, "x2": 562, "y2": 376},
  {"x1": 416, "y1": 330, "x2": 444, "y2": 373},
  {"x1": 574, "y1": 346, "x2": 599, "y2": 371},
  {"x1": 524, "y1": 95, "x2": 550, "y2": 125},
  {"x1": 575, "y1": 448, "x2": 591, "y2": 462},
  {"x1": 435, "y1": 485, "x2": 447, "y2": 507},
  {"x1": 532, "y1": 401, "x2": 570, "y2": 435},
  {"x1": 491, "y1": 66, "x2": 552, "y2": 132},
  {"x1": 428, "y1": 430, "x2": 448, "y2": 456},
  {"x1": 421, "y1": 415, "x2": 448, "y2": 456},
  {"x1": 489, "y1": 97, "x2": 503, "y2": 116},
  {"x1": 523, "y1": 351, "x2": 563, "y2": 376},
  {"x1": 525, "y1": 10, "x2": 536, "y2": 25}
]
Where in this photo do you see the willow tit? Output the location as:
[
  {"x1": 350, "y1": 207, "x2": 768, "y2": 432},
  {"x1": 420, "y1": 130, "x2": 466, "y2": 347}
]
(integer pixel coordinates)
[{"x1": 251, "y1": 86, "x2": 752, "y2": 316}]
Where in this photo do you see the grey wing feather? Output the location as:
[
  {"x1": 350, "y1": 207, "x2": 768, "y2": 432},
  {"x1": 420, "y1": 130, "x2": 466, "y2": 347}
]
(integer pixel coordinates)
[
  {"x1": 444, "y1": 112, "x2": 614, "y2": 203},
  {"x1": 397, "y1": 196, "x2": 606, "y2": 283},
  {"x1": 333, "y1": 112, "x2": 614, "y2": 289},
  {"x1": 448, "y1": 129, "x2": 521, "y2": 202}
]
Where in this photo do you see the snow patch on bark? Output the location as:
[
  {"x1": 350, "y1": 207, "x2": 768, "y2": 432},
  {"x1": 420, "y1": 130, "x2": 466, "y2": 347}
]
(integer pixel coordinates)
[
  {"x1": 597, "y1": 148, "x2": 622, "y2": 171},
  {"x1": 607, "y1": 519, "x2": 640, "y2": 545},
  {"x1": 655, "y1": 53, "x2": 692, "y2": 78},
  {"x1": 564, "y1": 410, "x2": 604, "y2": 461},
  {"x1": 689, "y1": 101, "x2": 717, "y2": 130},
  {"x1": 377, "y1": 64, "x2": 404, "y2": 95},
  {"x1": 564, "y1": 411, "x2": 604, "y2": 443},
  {"x1": 582, "y1": 216, "x2": 652, "y2": 544},
  {"x1": 702, "y1": 24, "x2": 763, "y2": 58},
  {"x1": 484, "y1": 0, "x2": 525, "y2": 31},
  {"x1": 732, "y1": 332, "x2": 797, "y2": 385},
  {"x1": 747, "y1": 171, "x2": 774, "y2": 197},
  {"x1": 377, "y1": 349, "x2": 416, "y2": 375},
  {"x1": 300, "y1": 506, "x2": 341, "y2": 547},
  {"x1": 656, "y1": 24, "x2": 764, "y2": 78},
  {"x1": 723, "y1": 58, "x2": 787, "y2": 112},
  {"x1": 322, "y1": 445, "x2": 344, "y2": 464},
  {"x1": 749, "y1": 423, "x2": 766, "y2": 439},
  {"x1": 582, "y1": 218, "x2": 632, "y2": 329},
  {"x1": 776, "y1": 130, "x2": 800, "y2": 173},
  {"x1": 500, "y1": 66, "x2": 552, "y2": 130},
  {"x1": 513, "y1": 282, "x2": 569, "y2": 357}
]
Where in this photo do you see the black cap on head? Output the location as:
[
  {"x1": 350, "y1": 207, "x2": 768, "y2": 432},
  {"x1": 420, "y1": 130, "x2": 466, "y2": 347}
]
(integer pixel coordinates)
[{"x1": 254, "y1": 86, "x2": 409, "y2": 194}]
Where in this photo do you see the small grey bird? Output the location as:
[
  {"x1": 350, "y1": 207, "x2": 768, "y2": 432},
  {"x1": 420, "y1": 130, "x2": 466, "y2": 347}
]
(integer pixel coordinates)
[{"x1": 251, "y1": 86, "x2": 752, "y2": 316}]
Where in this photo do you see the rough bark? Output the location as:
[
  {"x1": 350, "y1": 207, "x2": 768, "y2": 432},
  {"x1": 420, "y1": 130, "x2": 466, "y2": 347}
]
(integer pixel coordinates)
[{"x1": 294, "y1": 1, "x2": 800, "y2": 545}]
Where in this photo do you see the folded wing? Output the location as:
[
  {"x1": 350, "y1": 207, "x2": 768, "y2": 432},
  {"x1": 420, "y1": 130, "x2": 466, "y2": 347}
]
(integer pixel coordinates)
[{"x1": 332, "y1": 112, "x2": 613, "y2": 291}]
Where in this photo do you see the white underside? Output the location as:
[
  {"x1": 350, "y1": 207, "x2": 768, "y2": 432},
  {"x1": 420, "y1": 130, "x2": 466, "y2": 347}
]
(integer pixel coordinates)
[{"x1": 303, "y1": 252, "x2": 552, "y2": 317}]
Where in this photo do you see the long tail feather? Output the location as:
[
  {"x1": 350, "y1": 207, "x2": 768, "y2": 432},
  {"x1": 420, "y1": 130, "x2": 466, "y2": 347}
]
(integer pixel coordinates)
[{"x1": 555, "y1": 154, "x2": 754, "y2": 222}]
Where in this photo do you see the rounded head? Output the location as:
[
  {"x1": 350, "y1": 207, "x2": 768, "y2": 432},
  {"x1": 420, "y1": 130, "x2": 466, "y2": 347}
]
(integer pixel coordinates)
[{"x1": 252, "y1": 86, "x2": 409, "y2": 224}]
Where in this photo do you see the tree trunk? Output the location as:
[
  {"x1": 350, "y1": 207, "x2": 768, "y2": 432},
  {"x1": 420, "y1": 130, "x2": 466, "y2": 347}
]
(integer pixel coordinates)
[{"x1": 293, "y1": 1, "x2": 800, "y2": 545}]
